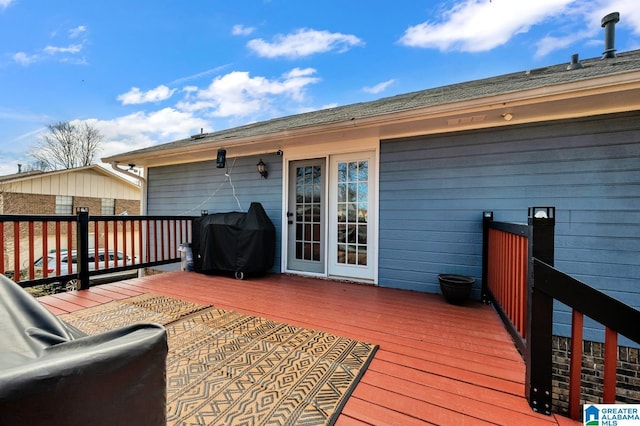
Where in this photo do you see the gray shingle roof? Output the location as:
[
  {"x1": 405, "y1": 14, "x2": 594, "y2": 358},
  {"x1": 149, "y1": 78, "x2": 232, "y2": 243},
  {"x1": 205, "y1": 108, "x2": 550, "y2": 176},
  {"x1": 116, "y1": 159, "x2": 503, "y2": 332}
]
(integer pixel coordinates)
[{"x1": 110, "y1": 50, "x2": 640, "y2": 158}]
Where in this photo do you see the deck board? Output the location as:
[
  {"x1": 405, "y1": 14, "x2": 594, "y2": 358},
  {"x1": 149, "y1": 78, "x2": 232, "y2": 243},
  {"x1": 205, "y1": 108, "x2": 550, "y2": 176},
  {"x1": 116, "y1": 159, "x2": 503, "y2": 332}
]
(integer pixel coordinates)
[{"x1": 39, "y1": 271, "x2": 580, "y2": 425}]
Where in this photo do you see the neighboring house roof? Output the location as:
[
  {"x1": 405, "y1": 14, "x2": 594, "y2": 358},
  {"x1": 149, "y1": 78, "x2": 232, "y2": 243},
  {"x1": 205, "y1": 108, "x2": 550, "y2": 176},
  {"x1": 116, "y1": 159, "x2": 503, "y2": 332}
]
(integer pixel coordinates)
[
  {"x1": 0, "y1": 170, "x2": 46, "y2": 183},
  {"x1": 0, "y1": 165, "x2": 141, "y2": 199},
  {"x1": 104, "y1": 49, "x2": 640, "y2": 168}
]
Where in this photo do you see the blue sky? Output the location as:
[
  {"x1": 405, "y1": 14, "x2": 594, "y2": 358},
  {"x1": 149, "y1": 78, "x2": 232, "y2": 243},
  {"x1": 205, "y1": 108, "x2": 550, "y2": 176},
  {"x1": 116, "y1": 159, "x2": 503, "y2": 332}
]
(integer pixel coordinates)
[{"x1": 1, "y1": 0, "x2": 639, "y2": 176}]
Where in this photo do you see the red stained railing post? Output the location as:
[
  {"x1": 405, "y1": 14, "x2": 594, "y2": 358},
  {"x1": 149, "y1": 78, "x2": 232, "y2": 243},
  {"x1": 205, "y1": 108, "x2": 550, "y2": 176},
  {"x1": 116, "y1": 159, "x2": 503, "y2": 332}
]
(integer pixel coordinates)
[
  {"x1": 569, "y1": 310, "x2": 584, "y2": 420},
  {"x1": 55, "y1": 222, "x2": 62, "y2": 275},
  {"x1": 603, "y1": 327, "x2": 618, "y2": 403},
  {"x1": 28, "y1": 221, "x2": 35, "y2": 279},
  {"x1": 41, "y1": 222, "x2": 48, "y2": 279},
  {"x1": 13, "y1": 221, "x2": 20, "y2": 280},
  {"x1": 66, "y1": 221, "x2": 73, "y2": 274},
  {"x1": 104, "y1": 220, "x2": 109, "y2": 269},
  {"x1": 122, "y1": 220, "x2": 127, "y2": 266},
  {"x1": 93, "y1": 221, "x2": 99, "y2": 271},
  {"x1": 113, "y1": 220, "x2": 119, "y2": 268}
]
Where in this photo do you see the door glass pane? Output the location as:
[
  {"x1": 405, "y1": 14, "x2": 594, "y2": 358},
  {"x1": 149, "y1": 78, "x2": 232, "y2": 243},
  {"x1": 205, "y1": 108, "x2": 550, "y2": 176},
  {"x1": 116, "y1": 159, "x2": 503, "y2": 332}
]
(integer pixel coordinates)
[
  {"x1": 295, "y1": 165, "x2": 322, "y2": 262},
  {"x1": 336, "y1": 160, "x2": 368, "y2": 266}
]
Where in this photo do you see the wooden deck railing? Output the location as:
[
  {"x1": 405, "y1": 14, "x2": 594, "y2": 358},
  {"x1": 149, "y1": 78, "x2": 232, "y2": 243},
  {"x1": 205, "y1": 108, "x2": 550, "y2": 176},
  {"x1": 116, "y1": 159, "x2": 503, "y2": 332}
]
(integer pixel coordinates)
[
  {"x1": 534, "y1": 260, "x2": 640, "y2": 419},
  {"x1": 482, "y1": 217, "x2": 529, "y2": 354},
  {"x1": 1, "y1": 210, "x2": 196, "y2": 290},
  {"x1": 482, "y1": 207, "x2": 640, "y2": 419}
]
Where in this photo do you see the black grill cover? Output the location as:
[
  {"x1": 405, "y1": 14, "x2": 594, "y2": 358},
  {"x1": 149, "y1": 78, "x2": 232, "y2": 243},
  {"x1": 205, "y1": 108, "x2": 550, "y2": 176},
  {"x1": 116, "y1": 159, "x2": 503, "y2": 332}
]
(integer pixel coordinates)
[
  {"x1": 0, "y1": 274, "x2": 168, "y2": 425},
  {"x1": 192, "y1": 202, "x2": 276, "y2": 275}
]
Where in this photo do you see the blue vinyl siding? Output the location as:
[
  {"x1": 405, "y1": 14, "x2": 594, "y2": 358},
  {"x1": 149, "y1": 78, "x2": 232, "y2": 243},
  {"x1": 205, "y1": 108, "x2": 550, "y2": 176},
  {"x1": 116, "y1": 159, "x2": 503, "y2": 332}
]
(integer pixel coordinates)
[
  {"x1": 146, "y1": 154, "x2": 283, "y2": 273},
  {"x1": 379, "y1": 112, "x2": 640, "y2": 344}
]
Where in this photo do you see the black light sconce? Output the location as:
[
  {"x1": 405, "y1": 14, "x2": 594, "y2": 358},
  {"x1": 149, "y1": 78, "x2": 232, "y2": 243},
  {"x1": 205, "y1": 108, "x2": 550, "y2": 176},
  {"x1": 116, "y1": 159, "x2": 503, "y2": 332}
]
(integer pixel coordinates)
[
  {"x1": 216, "y1": 149, "x2": 226, "y2": 168},
  {"x1": 257, "y1": 159, "x2": 268, "y2": 179}
]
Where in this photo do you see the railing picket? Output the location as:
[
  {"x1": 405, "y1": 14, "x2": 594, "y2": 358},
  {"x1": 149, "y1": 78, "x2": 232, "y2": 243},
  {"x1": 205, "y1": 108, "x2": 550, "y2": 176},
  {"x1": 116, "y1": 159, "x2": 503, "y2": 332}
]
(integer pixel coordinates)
[
  {"x1": 28, "y1": 221, "x2": 35, "y2": 279},
  {"x1": 104, "y1": 220, "x2": 109, "y2": 269},
  {"x1": 161, "y1": 219, "x2": 166, "y2": 262},
  {"x1": 13, "y1": 222, "x2": 20, "y2": 281},
  {"x1": 146, "y1": 219, "x2": 151, "y2": 263},
  {"x1": 603, "y1": 327, "x2": 618, "y2": 403},
  {"x1": 138, "y1": 219, "x2": 144, "y2": 264},
  {"x1": 42, "y1": 222, "x2": 48, "y2": 279},
  {"x1": 114, "y1": 220, "x2": 119, "y2": 268},
  {"x1": 0, "y1": 222, "x2": 4, "y2": 275},
  {"x1": 55, "y1": 222, "x2": 62, "y2": 275},
  {"x1": 132, "y1": 220, "x2": 138, "y2": 265},
  {"x1": 122, "y1": 220, "x2": 127, "y2": 266},
  {"x1": 93, "y1": 221, "x2": 99, "y2": 271},
  {"x1": 67, "y1": 221, "x2": 73, "y2": 274},
  {"x1": 172, "y1": 219, "x2": 177, "y2": 259},
  {"x1": 569, "y1": 310, "x2": 583, "y2": 420}
]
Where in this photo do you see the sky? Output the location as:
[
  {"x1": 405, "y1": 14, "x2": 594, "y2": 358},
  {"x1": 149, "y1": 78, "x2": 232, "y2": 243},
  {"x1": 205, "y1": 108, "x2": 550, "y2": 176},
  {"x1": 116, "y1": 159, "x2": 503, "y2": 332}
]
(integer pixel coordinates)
[{"x1": 1, "y1": 0, "x2": 639, "y2": 176}]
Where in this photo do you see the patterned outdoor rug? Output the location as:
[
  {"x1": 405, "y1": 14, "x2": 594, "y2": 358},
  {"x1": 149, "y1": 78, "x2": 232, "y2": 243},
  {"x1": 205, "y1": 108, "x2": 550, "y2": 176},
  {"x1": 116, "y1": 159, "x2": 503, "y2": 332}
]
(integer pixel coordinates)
[{"x1": 59, "y1": 294, "x2": 378, "y2": 425}]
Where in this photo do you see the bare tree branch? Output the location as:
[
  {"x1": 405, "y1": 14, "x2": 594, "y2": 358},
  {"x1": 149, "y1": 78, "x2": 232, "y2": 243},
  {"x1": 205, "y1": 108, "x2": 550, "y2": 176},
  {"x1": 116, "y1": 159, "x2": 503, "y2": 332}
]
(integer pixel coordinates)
[{"x1": 29, "y1": 121, "x2": 103, "y2": 170}]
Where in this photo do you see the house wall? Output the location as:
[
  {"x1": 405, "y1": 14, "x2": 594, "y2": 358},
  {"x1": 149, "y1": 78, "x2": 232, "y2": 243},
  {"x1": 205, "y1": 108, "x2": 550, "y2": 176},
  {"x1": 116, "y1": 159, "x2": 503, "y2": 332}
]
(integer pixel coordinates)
[
  {"x1": 1, "y1": 192, "x2": 140, "y2": 216},
  {"x1": 3, "y1": 168, "x2": 140, "y2": 200},
  {"x1": 146, "y1": 154, "x2": 283, "y2": 273},
  {"x1": 378, "y1": 111, "x2": 640, "y2": 344}
]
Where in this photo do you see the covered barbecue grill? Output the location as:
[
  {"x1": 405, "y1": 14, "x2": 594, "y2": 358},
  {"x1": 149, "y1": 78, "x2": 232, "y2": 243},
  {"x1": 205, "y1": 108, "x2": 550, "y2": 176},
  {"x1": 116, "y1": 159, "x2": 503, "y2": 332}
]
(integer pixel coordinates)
[{"x1": 191, "y1": 202, "x2": 276, "y2": 279}]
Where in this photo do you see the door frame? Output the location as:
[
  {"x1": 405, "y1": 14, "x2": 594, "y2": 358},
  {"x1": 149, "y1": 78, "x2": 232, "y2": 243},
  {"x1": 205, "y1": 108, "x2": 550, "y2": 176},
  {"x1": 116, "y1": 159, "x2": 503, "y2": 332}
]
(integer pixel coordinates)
[{"x1": 281, "y1": 144, "x2": 379, "y2": 284}]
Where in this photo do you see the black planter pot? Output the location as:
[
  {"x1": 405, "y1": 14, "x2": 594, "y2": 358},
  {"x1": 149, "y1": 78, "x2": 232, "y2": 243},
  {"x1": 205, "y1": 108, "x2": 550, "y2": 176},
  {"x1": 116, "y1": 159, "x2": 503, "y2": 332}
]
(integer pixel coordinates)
[{"x1": 438, "y1": 274, "x2": 475, "y2": 305}]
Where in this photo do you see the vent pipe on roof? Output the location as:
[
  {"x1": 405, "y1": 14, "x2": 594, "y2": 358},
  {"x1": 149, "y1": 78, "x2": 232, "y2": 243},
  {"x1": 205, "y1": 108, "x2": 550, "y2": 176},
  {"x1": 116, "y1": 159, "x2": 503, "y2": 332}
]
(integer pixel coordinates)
[
  {"x1": 17, "y1": 164, "x2": 22, "y2": 173},
  {"x1": 601, "y1": 12, "x2": 620, "y2": 59},
  {"x1": 566, "y1": 53, "x2": 583, "y2": 70}
]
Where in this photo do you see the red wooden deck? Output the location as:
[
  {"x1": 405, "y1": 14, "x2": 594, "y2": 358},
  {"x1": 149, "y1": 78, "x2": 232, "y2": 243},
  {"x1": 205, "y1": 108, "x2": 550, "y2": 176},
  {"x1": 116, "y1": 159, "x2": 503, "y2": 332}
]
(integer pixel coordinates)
[{"x1": 38, "y1": 271, "x2": 579, "y2": 425}]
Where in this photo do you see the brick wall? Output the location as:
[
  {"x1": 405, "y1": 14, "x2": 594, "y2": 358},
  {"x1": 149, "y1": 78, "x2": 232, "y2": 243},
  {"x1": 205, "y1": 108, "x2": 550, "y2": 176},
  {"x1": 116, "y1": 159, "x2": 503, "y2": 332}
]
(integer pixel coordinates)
[
  {"x1": 552, "y1": 336, "x2": 640, "y2": 417},
  {"x1": 116, "y1": 199, "x2": 141, "y2": 215},
  {"x1": 73, "y1": 197, "x2": 102, "y2": 214},
  {"x1": 2, "y1": 192, "x2": 56, "y2": 214},
  {"x1": 1, "y1": 193, "x2": 139, "y2": 216}
]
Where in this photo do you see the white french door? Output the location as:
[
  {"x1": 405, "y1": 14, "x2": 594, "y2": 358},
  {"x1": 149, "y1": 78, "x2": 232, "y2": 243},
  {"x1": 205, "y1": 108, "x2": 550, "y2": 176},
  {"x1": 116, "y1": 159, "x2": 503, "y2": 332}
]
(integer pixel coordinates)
[
  {"x1": 327, "y1": 152, "x2": 375, "y2": 281},
  {"x1": 287, "y1": 159, "x2": 325, "y2": 274},
  {"x1": 286, "y1": 152, "x2": 376, "y2": 282}
]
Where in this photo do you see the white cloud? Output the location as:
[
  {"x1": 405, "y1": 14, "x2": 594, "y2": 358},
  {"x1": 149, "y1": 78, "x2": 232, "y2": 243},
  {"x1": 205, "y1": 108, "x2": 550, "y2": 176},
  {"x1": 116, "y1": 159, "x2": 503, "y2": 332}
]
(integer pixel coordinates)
[
  {"x1": 0, "y1": 0, "x2": 13, "y2": 9},
  {"x1": 13, "y1": 51, "x2": 38, "y2": 65},
  {"x1": 169, "y1": 65, "x2": 230, "y2": 85},
  {"x1": 11, "y1": 25, "x2": 87, "y2": 65},
  {"x1": 44, "y1": 44, "x2": 83, "y2": 55},
  {"x1": 247, "y1": 28, "x2": 363, "y2": 58},
  {"x1": 534, "y1": 30, "x2": 591, "y2": 58},
  {"x1": 117, "y1": 85, "x2": 177, "y2": 105},
  {"x1": 363, "y1": 79, "x2": 396, "y2": 94},
  {"x1": 69, "y1": 25, "x2": 87, "y2": 39},
  {"x1": 178, "y1": 67, "x2": 320, "y2": 117},
  {"x1": 232, "y1": 24, "x2": 255, "y2": 36},
  {"x1": 399, "y1": 0, "x2": 640, "y2": 57},
  {"x1": 399, "y1": 0, "x2": 575, "y2": 52},
  {"x1": 80, "y1": 109, "x2": 209, "y2": 159}
]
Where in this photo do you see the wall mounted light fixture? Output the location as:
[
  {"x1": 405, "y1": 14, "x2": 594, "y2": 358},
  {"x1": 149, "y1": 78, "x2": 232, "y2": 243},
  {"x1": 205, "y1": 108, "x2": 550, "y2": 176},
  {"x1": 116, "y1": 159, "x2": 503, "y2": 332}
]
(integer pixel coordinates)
[
  {"x1": 216, "y1": 149, "x2": 226, "y2": 168},
  {"x1": 257, "y1": 159, "x2": 268, "y2": 179}
]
